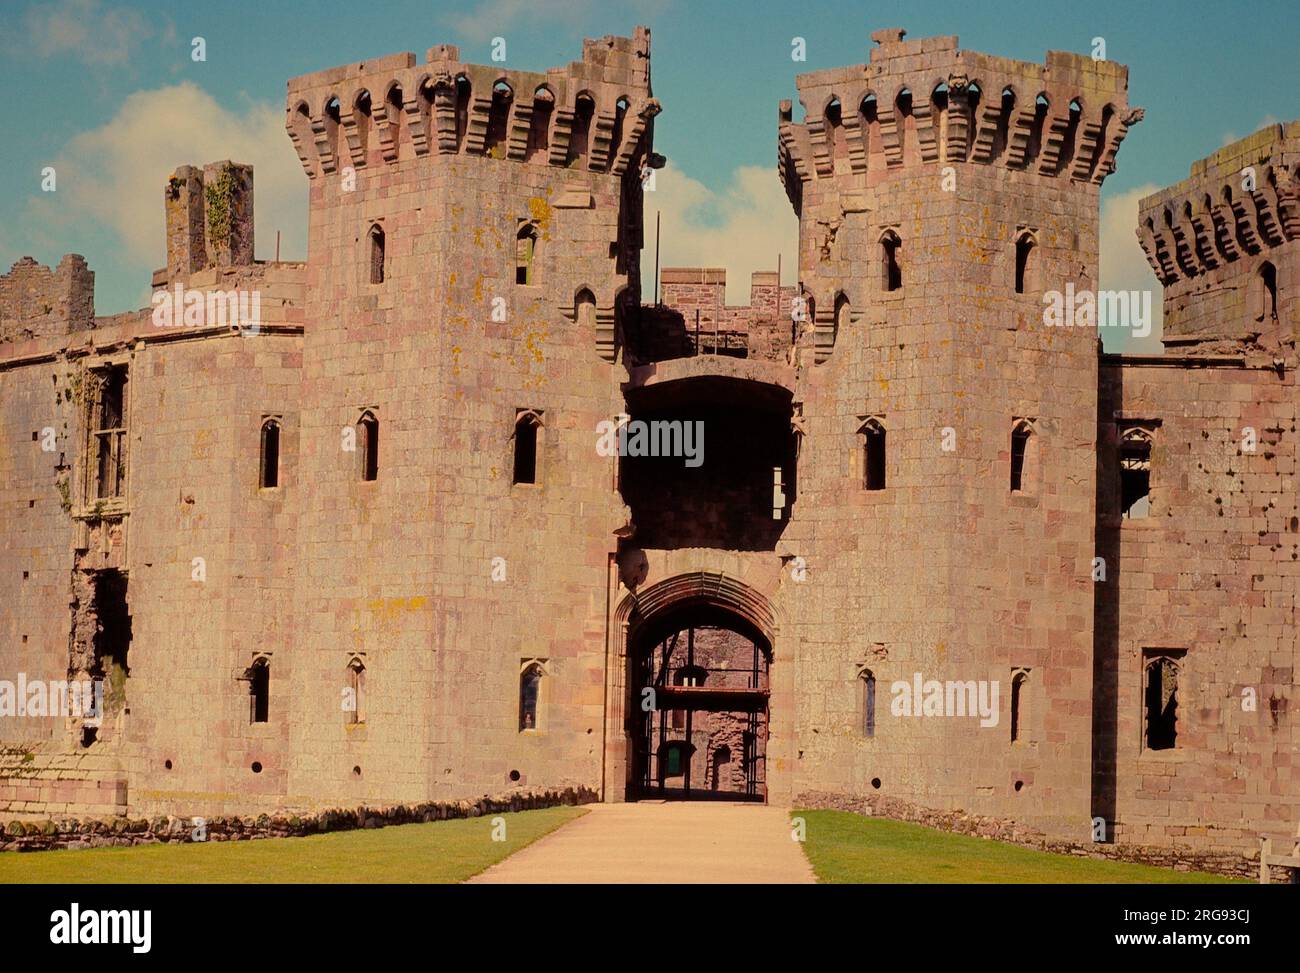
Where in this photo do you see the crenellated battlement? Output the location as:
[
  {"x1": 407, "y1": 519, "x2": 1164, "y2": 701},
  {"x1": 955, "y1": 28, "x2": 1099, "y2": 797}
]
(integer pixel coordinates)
[
  {"x1": 777, "y1": 27, "x2": 1141, "y2": 212},
  {"x1": 1136, "y1": 121, "x2": 1299, "y2": 355},
  {"x1": 285, "y1": 26, "x2": 657, "y2": 181},
  {"x1": 1136, "y1": 122, "x2": 1300, "y2": 287}
]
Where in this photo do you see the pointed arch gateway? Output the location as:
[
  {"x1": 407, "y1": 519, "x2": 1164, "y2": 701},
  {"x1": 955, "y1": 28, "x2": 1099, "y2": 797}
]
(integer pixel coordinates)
[{"x1": 612, "y1": 572, "x2": 780, "y2": 802}]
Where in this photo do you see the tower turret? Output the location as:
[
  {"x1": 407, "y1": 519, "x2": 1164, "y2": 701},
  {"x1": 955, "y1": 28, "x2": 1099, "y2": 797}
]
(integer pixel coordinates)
[
  {"x1": 778, "y1": 29, "x2": 1143, "y2": 835},
  {"x1": 1136, "y1": 121, "x2": 1299, "y2": 360}
]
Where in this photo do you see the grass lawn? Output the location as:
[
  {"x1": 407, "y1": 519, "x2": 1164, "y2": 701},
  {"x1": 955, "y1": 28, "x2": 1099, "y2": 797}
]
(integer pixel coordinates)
[
  {"x1": 0, "y1": 806, "x2": 586, "y2": 884},
  {"x1": 796, "y1": 810, "x2": 1242, "y2": 884}
]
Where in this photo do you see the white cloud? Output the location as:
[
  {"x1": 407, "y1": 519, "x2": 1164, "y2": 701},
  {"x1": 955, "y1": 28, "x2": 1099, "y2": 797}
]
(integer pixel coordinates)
[
  {"x1": 43, "y1": 82, "x2": 306, "y2": 289},
  {"x1": 641, "y1": 163, "x2": 799, "y2": 304},
  {"x1": 21, "y1": 0, "x2": 153, "y2": 66},
  {"x1": 1098, "y1": 183, "x2": 1163, "y2": 353},
  {"x1": 443, "y1": 0, "x2": 670, "y2": 45},
  {"x1": 445, "y1": 0, "x2": 598, "y2": 44}
]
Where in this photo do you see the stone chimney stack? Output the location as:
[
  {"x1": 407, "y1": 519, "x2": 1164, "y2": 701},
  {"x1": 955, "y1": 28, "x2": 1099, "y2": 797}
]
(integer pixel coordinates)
[
  {"x1": 164, "y1": 161, "x2": 255, "y2": 280},
  {"x1": 165, "y1": 165, "x2": 207, "y2": 277},
  {"x1": 202, "y1": 161, "x2": 254, "y2": 268}
]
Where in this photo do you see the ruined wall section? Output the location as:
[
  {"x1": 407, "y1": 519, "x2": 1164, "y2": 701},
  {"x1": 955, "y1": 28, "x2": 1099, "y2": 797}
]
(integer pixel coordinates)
[
  {"x1": 777, "y1": 28, "x2": 1139, "y2": 836},
  {"x1": 0, "y1": 256, "x2": 95, "y2": 345},
  {"x1": 1137, "y1": 123, "x2": 1299, "y2": 359},
  {"x1": 1096, "y1": 357, "x2": 1297, "y2": 853},
  {"x1": 283, "y1": 30, "x2": 654, "y2": 808},
  {"x1": 0, "y1": 353, "x2": 84, "y2": 753},
  {"x1": 70, "y1": 165, "x2": 303, "y2": 817},
  {"x1": 644, "y1": 268, "x2": 795, "y2": 362},
  {"x1": 0, "y1": 162, "x2": 305, "y2": 815},
  {"x1": 0, "y1": 323, "x2": 305, "y2": 815}
]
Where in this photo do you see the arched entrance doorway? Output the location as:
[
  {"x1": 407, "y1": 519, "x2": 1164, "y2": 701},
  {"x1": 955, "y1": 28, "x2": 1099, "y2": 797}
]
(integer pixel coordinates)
[{"x1": 615, "y1": 572, "x2": 778, "y2": 803}]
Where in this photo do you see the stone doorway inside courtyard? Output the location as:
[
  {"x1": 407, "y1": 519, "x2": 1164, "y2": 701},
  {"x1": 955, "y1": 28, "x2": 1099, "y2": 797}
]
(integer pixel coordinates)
[{"x1": 628, "y1": 611, "x2": 770, "y2": 802}]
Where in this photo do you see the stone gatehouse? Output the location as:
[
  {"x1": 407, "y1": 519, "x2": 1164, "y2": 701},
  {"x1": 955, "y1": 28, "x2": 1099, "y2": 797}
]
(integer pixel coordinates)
[{"x1": 0, "y1": 25, "x2": 1295, "y2": 863}]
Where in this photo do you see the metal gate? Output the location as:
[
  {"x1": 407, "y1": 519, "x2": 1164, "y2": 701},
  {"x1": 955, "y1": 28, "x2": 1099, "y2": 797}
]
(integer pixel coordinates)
[{"x1": 630, "y1": 625, "x2": 769, "y2": 801}]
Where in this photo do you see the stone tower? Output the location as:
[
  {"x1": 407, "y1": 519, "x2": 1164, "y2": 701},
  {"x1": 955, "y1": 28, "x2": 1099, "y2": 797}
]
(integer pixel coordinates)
[
  {"x1": 775, "y1": 28, "x2": 1141, "y2": 834},
  {"x1": 279, "y1": 31, "x2": 657, "y2": 803}
]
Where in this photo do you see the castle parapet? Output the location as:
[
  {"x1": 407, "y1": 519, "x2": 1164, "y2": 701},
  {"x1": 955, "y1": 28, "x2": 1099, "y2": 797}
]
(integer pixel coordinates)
[
  {"x1": 285, "y1": 26, "x2": 656, "y2": 181},
  {"x1": 778, "y1": 27, "x2": 1141, "y2": 212},
  {"x1": 1137, "y1": 122, "x2": 1299, "y2": 355}
]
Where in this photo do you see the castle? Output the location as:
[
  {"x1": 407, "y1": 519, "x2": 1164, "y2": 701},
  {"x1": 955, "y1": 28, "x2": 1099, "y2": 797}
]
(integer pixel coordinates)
[{"x1": 0, "y1": 25, "x2": 1295, "y2": 865}]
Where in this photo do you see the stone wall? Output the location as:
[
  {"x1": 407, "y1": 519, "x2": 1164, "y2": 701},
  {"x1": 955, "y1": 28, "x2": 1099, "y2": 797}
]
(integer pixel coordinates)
[
  {"x1": 0, "y1": 255, "x2": 95, "y2": 344},
  {"x1": 0, "y1": 786, "x2": 595, "y2": 852},
  {"x1": 643, "y1": 267, "x2": 795, "y2": 362},
  {"x1": 1096, "y1": 356, "x2": 1298, "y2": 854}
]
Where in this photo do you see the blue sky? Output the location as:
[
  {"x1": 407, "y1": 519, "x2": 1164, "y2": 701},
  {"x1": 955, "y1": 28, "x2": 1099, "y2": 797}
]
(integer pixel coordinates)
[{"x1": 1, "y1": 0, "x2": 1296, "y2": 351}]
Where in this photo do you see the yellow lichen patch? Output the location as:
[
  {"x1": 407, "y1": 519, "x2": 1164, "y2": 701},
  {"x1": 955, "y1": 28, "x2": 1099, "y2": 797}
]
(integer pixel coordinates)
[
  {"x1": 524, "y1": 328, "x2": 550, "y2": 364},
  {"x1": 191, "y1": 429, "x2": 214, "y2": 460},
  {"x1": 528, "y1": 196, "x2": 552, "y2": 229},
  {"x1": 474, "y1": 275, "x2": 484, "y2": 302},
  {"x1": 362, "y1": 596, "x2": 430, "y2": 631}
]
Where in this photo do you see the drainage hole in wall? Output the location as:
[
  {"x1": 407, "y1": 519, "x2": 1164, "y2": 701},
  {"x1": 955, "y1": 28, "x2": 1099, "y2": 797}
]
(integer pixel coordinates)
[{"x1": 251, "y1": 761, "x2": 262, "y2": 774}]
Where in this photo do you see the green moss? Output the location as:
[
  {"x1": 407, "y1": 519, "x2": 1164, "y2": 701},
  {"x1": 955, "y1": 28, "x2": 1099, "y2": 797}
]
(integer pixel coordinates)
[
  {"x1": 65, "y1": 370, "x2": 83, "y2": 405},
  {"x1": 104, "y1": 660, "x2": 128, "y2": 714},
  {"x1": 204, "y1": 165, "x2": 238, "y2": 249}
]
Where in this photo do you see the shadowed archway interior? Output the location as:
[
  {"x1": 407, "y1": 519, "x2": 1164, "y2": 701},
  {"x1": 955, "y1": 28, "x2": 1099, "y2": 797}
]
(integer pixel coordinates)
[{"x1": 618, "y1": 573, "x2": 777, "y2": 802}]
